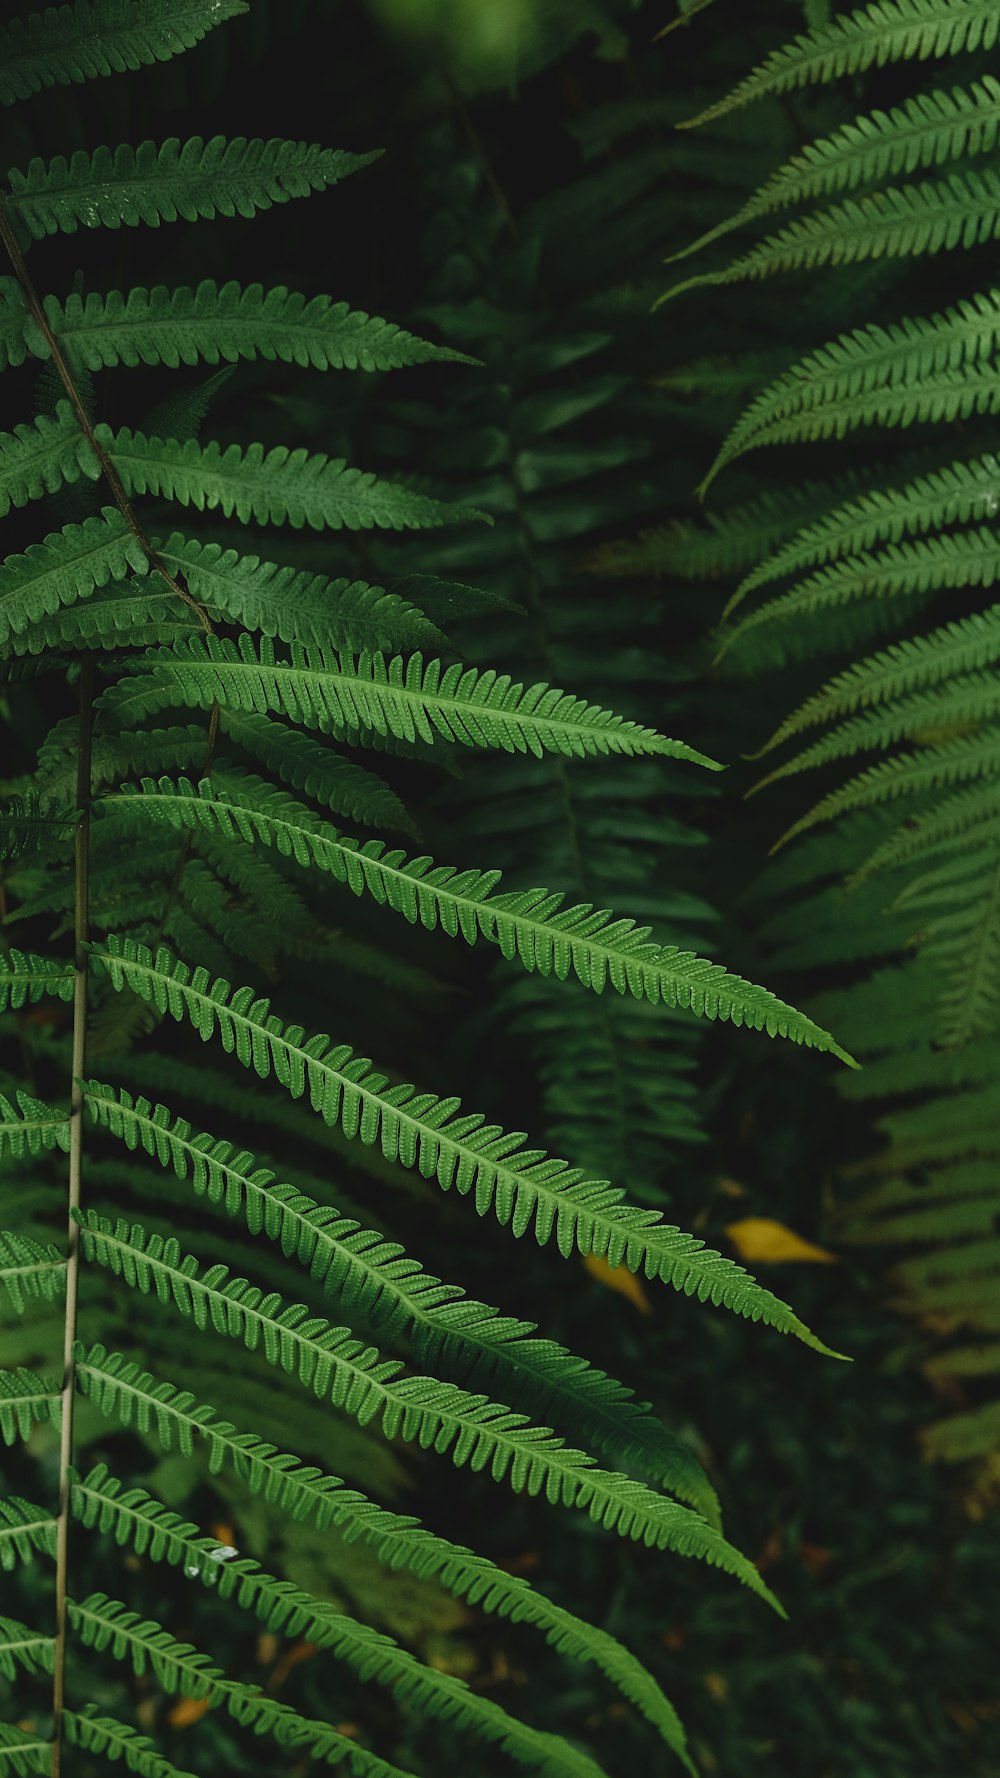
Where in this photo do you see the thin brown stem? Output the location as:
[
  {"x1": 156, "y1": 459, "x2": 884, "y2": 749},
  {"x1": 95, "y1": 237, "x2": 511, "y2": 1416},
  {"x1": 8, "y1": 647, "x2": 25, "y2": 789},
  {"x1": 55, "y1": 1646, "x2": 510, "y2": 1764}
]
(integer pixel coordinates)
[{"x1": 50, "y1": 661, "x2": 94, "y2": 1778}]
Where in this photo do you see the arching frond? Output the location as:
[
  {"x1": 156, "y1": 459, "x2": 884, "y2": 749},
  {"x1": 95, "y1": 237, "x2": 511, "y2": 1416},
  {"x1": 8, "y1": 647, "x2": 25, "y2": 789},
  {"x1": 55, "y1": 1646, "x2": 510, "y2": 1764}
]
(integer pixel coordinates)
[
  {"x1": 88, "y1": 426, "x2": 488, "y2": 532},
  {"x1": 76, "y1": 1214, "x2": 775, "y2": 1600},
  {"x1": 7, "y1": 139, "x2": 377, "y2": 238},
  {"x1": 0, "y1": 405, "x2": 98, "y2": 518},
  {"x1": 3, "y1": 580, "x2": 201, "y2": 657},
  {"x1": 0, "y1": 950, "x2": 75, "y2": 1010},
  {"x1": 37, "y1": 282, "x2": 472, "y2": 374},
  {"x1": 0, "y1": 0, "x2": 248, "y2": 106},
  {"x1": 217, "y1": 713, "x2": 415, "y2": 833},
  {"x1": 99, "y1": 634, "x2": 722, "y2": 765},
  {"x1": 0, "y1": 509, "x2": 149, "y2": 647},
  {"x1": 0, "y1": 1231, "x2": 67, "y2": 1314},
  {"x1": 0, "y1": 1369, "x2": 60, "y2": 1446},
  {"x1": 64, "y1": 1709, "x2": 199, "y2": 1778},
  {"x1": 0, "y1": 1615, "x2": 54, "y2": 1680},
  {"x1": 87, "y1": 936, "x2": 850, "y2": 1349},
  {"x1": 83, "y1": 1080, "x2": 719, "y2": 1518},
  {"x1": 679, "y1": 0, "x2": 1000, "y2": 129},
  {"x1": 0, "y1": 1497, "x2": 57, "y2": 1570}
]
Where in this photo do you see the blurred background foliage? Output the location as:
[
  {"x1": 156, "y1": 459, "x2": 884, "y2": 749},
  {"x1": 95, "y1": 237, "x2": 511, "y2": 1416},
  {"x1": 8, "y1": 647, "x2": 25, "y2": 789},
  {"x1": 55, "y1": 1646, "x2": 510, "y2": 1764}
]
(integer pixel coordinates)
[{"x1": 2, "y1": 1, "x2": 999, "y2": 1774}]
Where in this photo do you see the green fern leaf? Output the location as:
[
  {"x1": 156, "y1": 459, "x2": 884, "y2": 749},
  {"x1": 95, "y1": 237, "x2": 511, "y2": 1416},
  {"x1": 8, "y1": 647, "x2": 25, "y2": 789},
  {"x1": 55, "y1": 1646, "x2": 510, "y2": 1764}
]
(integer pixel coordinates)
[
  {"x1": 152, "y1": 534, "x2": 447, "y2": 651},
  {"x1": 33, "y1": 283, "x2": 474, "y2": 373},
  {"x1": 2, "y1": 579, "x2": 201, "y2": 657},
  {"x1": 0, "y1": 1617, "x2": 54, "y2": 1681},
  {"x1": 72, "y1": 1408, "x2": 693, "y2": 1766},
  {"x1": 0, "y1": 278, "x2": 30, "y2": 371},
  {"x1": 0, "y1": 509, "x2": 150, "y2": 647},
  {"x1": 0, "y1": 1370, "x2": 60, "y2": 1446},
  {"x1": 0, "y1": 1722, "x2": 50, "y2": 1776},
  {"x1": 754, "y1": 674, "x2": 1000, "y2": 792},
  {"x1": 68, "y1": 1594, "x2": 433, "y2": 1778},
  {"x1": 0, "y1": 1498, "x2": 57, "y2": 1571},
  {"x1": 83, "y1": 1080, "x2": 719, "y2": 1518},
  {"x1": 99, "y1": 635, "x2": 721, "y2": 765},
  {"x1": 99, "y1": 775, "x2": 850, "y2": 1053},
  {"x1": 777, "y1": 733, "x2": 1000, "y2": 848},
  {"x1": 0, "y1": 404, "x2": 98, "y2": 518},
  {"x1": 0, "y1": 0, "x2": 249, "y2": 105},
  {"x1": 0, "y1": 950, "x2": 75, "y2": 1010},
  {"x1": 668, "y1": 77, "x2": 1000, "y2": 267},
  {"x1": 0, "y1": 1090, "x2": 69, "y2": 1159},
  {"x1": 662, "y1": 167, "x2": 1000, "y2": 303},
  {"x1": 0, "y1": 1231, "x2": 67, "y2": 1314},
  {"x1": 679, "y1": 0, "x2": 1000, "y2": 128},
  {"x1": 704, "y1": 288, "x2": 1000, "y2": 489},
  {"x1": 87, "y1": 936, "x2": 850, "y2": 1351},
  {"x1": 76, "y1": 1213, "x2": 775, "y2": 1603},
  {"x1": 7, "y1": 139, "x2": 377, "y2": 238},
  {"x1": 217, "y1": 713, "x2": 415, "y2": 833},
  {"x1": 64, "y1": 1710, "x2": 198, "y2": 1778},
  {"x1": 89, "y1": 426, "x2": 488, "y2": 532}
]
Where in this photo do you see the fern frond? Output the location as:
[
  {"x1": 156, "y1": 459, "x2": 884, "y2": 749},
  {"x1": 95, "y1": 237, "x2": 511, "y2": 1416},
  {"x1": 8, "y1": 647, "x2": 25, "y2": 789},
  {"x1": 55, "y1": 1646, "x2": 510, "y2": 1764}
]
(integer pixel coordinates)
[
  {"x1": 87, "y1": 936, "x2": 849, "y2": 1352},
  {"x1": 0, "y1": 1369, "x2": 60, "y2": 1445},
  {"x1": 100, "y1": 634, "x2": 721, "y2": 765},
  {"x1": 663, "y1": 167, "x2": 1000, "y2": 303},
  {"x1": 0, "y1": 1616, "x2": 54, "y2": 1680},
  {"x1": 754, "y1": 673, "x2": 1000, "y2": 790},
  {"x1": 73, "y1": 1375, "x2": 694, "y2": 1760},
  {"x1": 722, "y1": 525, "x2": 1000, "y2": 656},
  {"x1": 152, "y1": 534, "x2": 447, "y2": 651},
  {"x1": 730, "y1": 453, "x2": 1000, "y2": 616},
  {"x1": 76, "y1": 1213, "x2": 775, "y2": 1602},
  {"x1": 89, "y1": 426, "x2": 487, "y2": 532},
  {"x1": 0, "y1": 1498, "x2": 57, "y2": 1570},
  {"x1": 0, "y1": 950, "x2": 74, "y2": 1009},
  {"x1": 64, "y1": 1709, "x2": 198, "y2": 1778},
  {"x1": 0, "y1": 404, "x2": 98, "y2": 518},
  {"x1": 0, "y1": 1089, "x2": 69, "y2": 1159},
  {"x1": 777, "y1": 733, "x2": 1000, "y2": 848},
  {"x1": 704, "y1": 288, "x2": 1000, "y2": 489},
  {"x1": 0, "y1": 279, "x2": 29, "y2": 371},
  {"x1": 7, "y1": 139, "x2": 377, "y2": 238},
  {"x1": 0, "y1": 791, "x2": 75, "y2": 860},
  {"x1": 668, "y1": 78, "x2": 1000, "y2": 266},
  {"x1": 37, "y1": 283, "x2": 472, "y2": 374},
  {"x1": 83, "y1": 1080, "x2": 718, "y2": 1518},
  {"x1": 3, "y1": 579, "x2": 201, "y2": 657},
  {"x1": 0, "y1": 1722, "x2": 50, "y2": 1776},
  {"x1": 0, "y1": 1230, "x2": 67, "y2": 1313},
  {"x1": 0, "y1": 509, "x2": 149, "y2": 647},
  {"x1": 218, "y1": 713, "x2": 415, "y2": 834},
  {"x1": 68, "y1": 1593, "x2": 435, "y2": 1778},
  {"x1": 100, "y1": 773, "x2": 849, "y2": 1050},
  {"x1": 0, "y1": 0, "x2": 248, "y2": 105},
  {"x1": 679, "y1": 0, "x2": 1000, "y2": 129},
  {"x1": 850, "y1": 781, "x2": 1000, "y2": 884}
]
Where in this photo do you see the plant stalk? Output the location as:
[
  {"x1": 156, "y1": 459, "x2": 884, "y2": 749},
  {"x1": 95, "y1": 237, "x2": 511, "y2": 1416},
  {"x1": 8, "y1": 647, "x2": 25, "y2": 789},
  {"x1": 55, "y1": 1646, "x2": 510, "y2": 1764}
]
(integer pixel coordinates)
[{"x1": 50, "y1": 661, "x2": 94, "y2": 1778}]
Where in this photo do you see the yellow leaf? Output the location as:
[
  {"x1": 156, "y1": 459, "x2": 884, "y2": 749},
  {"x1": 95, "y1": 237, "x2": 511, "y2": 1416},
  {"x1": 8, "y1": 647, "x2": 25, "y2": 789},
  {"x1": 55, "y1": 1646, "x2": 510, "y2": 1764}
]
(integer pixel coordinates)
[
  {"x1": 724, "y1": 1217, "x2": 836, "y2": 1265},
  {"x1": 168, "y1": 1697, "x2": 212, "y2": 1729},
  {"x1": 583, "y1": 1252, "x2": 652, "y2": 1315}
]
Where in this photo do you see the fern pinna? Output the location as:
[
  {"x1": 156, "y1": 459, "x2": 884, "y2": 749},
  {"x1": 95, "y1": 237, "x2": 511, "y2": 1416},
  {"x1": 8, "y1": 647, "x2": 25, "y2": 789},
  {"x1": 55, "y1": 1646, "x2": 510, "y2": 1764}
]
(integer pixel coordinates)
[
  {"x1": 0, "y1": 4, "x2": 850, "y2": 1775},
  {"x1": 660, "y1": 0, "x2": 1000, "y2": 1497}
]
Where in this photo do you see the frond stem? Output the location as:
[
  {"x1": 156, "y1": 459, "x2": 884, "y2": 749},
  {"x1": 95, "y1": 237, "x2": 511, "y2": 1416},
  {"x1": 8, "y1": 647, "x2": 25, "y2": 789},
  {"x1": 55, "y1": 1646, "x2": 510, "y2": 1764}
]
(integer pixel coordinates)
[{"x1": 51, "y1": 661, "x2": 95, "y2": 1777}]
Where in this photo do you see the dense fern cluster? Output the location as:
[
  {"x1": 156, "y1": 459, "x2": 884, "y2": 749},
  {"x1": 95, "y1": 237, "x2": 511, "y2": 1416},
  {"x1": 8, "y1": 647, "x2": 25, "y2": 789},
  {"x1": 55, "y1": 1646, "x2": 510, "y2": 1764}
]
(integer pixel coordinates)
[{"x1": 0, "y1": 5, "x2": 863, "y2": 1777}]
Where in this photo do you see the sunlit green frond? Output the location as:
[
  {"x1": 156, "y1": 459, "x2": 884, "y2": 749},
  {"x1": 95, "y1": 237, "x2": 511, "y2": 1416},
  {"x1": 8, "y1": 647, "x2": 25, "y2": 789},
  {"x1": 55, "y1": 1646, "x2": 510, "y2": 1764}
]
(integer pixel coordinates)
[
  {"x1": 0, "y1": 1089, "x2": 69, "y2": 1159},
  {"x1": 0, "y1": 1230, "x2": 67, "y2": 1314},
  {"x1": 87, "y1": 936, "x2": 850, "y2": 1349},
  {"x1": 89, "y1": 426, "x2": 488, "y2": 532},
  {"x1": 0, "y1": 0, "x2": 248, "y2": 105},
  {"x1": 76, "y1": 1213, "x2": 775, "y2": 1600},
  {"x1": 99, "y1": 634, "x2": 721, "y2": 765},
  {"x1": 0, "y1": 1722, "x2": 50, "y2": 1777},
  {"x1": 0, "y1": 509, "x2": 149, "y2": 647},
  {"x1": 68, "y1": 1594, "x2": 436, "y2": 1778},
  {"x1": 679, "y1": 0, "x2": 1000, "y2": 129},
  {"x1": 704, "y1": 288, "x2": 1000, "y2": 489},
  {"x1": 83, "y1": 1080, "x2": 719, "y2": 1518},
  {"x1": 7, "y1": 138, "x2": 376, "y2": 237},
  {"x1": 0, "y1": 404, "x2": 98, "y2": 518},
  {"x1": 151, "y1": 534, "x2": 447, "y2": 651},
  {"x1": 3, "y1": 579, "x2": 201, "y2": 656}
]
